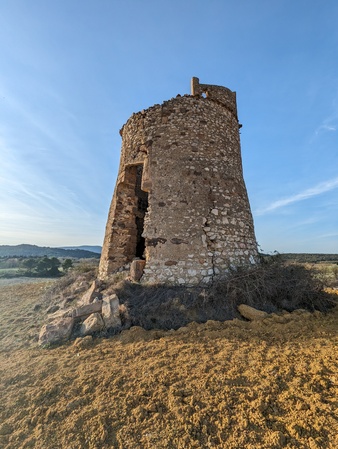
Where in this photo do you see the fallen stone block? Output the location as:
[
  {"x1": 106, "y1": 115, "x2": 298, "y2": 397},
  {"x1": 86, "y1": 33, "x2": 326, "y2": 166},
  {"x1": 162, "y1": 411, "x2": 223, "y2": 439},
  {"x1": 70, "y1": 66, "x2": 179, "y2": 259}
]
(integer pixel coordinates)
[
  {"x1": 130, "y1": 259, "x2": 146, "y2": 281},
  {"x1": 80, "y1": 279, "x2": 102, "y2": 304},
  {"x1": 238, "y1": 304, "x2": 269, "y2": 321},
  {"x1": 79, "y1": 313, "x2": 104, "y2": 336},
  {"x1": 39, "y1": 317, "x2": 74, "y2": 346},
  {"x1": 72, "y1": 301, "x2": 102, "y2": 320},
  {"x1": 47, "y1": 308, "x2": 73, "y2": 322},
  {"x1": 102, "y1": 294, "x2": 121, "y2": 329}
]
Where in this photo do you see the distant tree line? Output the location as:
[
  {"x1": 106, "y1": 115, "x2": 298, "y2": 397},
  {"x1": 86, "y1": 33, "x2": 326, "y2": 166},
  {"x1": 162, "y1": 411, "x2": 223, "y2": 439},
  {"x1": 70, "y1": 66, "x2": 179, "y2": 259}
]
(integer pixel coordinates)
[
  {"x1": 0, "y1": 244, "x2": 100, "y2": 259},
  {"x1": 22, "y1": 257, "x2": 73, "y2": 277},
  {"x1": 280, "y1": 253, "x2": 338, "y2": 263}
]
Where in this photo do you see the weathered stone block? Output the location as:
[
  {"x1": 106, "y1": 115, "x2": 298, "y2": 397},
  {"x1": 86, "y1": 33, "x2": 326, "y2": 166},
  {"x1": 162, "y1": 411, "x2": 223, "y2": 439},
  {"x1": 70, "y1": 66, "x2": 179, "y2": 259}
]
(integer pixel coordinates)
[
  {"x1": 102, "y1": 294, "x2": 121, "y2": 329},
  {"x1": 38, "y1": 317, "x2": 74, "y2": 346},
  {"x1": 72, "y1": 301, "x2": 102, "y2": 320},
  {"x1": 79, "y1": 313, "x2": 104, "y2": 336}
]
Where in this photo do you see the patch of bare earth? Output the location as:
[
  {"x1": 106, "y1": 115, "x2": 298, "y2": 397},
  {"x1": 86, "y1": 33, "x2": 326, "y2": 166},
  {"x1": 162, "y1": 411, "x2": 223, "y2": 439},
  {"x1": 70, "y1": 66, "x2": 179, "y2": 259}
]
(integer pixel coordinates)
[{"x1": 0, "y1": 281, "x2": 337, "y2": 449}]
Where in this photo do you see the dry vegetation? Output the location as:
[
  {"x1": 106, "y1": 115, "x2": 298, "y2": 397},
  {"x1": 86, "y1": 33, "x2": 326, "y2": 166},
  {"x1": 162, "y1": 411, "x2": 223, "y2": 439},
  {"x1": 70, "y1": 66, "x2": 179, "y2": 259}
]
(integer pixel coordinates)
[
  {"x1": 113, "y1": 260, "x2": 334, "y2": 331},
  {"x1": 0, "y1": 262, "x2": 337, "y2": 449}
]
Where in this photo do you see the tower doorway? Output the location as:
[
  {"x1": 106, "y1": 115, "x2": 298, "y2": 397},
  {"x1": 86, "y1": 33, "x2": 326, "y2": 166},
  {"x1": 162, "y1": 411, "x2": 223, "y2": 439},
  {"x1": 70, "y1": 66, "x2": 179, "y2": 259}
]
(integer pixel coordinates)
[{"x1": 134, "y1": 165, "x2": 148, "y2": 258}]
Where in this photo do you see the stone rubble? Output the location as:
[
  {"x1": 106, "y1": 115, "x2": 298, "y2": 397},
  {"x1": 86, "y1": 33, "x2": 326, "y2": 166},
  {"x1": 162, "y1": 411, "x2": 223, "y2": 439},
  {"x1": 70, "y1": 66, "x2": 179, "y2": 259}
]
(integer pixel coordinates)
[{"x1": 38, "y1": 284, "x2": 122, "y2": 346}]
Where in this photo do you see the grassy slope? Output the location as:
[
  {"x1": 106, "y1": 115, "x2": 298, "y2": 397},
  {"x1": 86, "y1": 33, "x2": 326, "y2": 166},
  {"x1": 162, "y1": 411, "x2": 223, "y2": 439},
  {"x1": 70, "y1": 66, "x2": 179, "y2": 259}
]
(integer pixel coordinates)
[{"x1": 0, "y1": 280, "x2": 337, "y2": 449}]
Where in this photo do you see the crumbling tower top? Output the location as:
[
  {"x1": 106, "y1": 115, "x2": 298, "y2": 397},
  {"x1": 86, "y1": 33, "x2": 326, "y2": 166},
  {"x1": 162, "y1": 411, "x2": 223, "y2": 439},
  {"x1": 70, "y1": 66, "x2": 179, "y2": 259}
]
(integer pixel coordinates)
[{"x1": 191, "y1": 77, "x2": 238, "y2": 118}]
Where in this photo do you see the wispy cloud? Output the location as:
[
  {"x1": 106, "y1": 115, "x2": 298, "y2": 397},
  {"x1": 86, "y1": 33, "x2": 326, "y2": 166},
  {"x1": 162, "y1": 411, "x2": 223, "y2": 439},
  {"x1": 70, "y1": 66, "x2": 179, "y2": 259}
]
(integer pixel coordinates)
[
  {"x1": 314, "y1": 123, "x2": 337, "y2": 136},
  {"x1": 312, "y1": 97, "x2": 338, "y2": 140},
  {"x1": 255, "y1": 176, "x2": 338, "y2": 216},
  {"x1": 317, "y1": 232, "x2": 338, "y2": 239}
]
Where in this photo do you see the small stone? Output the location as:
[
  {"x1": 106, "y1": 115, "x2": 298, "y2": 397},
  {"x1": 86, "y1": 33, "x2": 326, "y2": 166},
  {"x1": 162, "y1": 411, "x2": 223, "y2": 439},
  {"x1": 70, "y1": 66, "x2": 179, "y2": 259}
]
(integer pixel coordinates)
[{"x1": 238, "y1": 304, "x2": 269, "y2": 321}]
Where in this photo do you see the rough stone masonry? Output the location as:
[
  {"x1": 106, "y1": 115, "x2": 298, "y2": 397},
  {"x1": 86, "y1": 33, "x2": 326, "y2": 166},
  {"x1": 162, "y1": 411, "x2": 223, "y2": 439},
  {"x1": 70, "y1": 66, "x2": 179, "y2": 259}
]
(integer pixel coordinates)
[{"x1": 99, "y1": 77, "x2": 258, "y2": 286}]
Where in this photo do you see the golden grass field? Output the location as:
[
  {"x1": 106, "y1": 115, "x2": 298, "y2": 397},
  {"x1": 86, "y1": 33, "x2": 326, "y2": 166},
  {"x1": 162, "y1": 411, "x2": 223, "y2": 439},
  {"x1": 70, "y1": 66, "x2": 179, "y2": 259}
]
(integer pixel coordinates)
[{"x1": 0, "y1": 279, "x2": 337, "y2": 449}]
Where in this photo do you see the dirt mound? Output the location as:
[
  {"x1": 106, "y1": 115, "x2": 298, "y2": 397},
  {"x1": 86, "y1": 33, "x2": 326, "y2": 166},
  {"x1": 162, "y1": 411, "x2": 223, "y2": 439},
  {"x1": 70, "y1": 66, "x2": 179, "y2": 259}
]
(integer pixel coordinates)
[{"x1": 1, "y1": 281, "x2": 337, "y2": 449}]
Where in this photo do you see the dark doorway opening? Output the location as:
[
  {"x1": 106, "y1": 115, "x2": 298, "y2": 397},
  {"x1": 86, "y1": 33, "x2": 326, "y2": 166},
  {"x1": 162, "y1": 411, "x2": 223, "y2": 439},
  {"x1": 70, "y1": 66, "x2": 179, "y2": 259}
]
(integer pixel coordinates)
[{"x1": 134, "y1": 165, "x2": 148, "y2": 259}]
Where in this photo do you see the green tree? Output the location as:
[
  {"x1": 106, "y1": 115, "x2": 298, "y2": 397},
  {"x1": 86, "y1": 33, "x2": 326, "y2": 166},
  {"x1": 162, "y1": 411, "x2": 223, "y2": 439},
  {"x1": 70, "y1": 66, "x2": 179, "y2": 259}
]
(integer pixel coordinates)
[
  {"x1": 22, "y1": 258, "x2": 38, "y2": 275},
  {"x1": 35, "y1": 257, "x2": 61, "y2": 277},
  {"x1": 62, "y1": 258, "x2": 73, "y2": 272},
  {"x1": 49, "y1": 257, "x2": 61, "y2": 276}
]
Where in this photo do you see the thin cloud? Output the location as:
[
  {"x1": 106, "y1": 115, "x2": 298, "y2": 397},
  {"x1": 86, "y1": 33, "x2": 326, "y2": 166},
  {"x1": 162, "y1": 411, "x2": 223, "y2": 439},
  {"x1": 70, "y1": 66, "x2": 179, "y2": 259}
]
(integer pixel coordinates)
[
  {"x1": 314, "y1": 123, "x2": 337, "y2": 136},
  {"x1": 312, "y1": 97, "x2": 338, "y2": 140},
  {"x1": 317, "y1": 232, "x2": 338, "y2": 239},
  {"x1": 256, "y1": 177, "x2": 338, "y2": 216}
]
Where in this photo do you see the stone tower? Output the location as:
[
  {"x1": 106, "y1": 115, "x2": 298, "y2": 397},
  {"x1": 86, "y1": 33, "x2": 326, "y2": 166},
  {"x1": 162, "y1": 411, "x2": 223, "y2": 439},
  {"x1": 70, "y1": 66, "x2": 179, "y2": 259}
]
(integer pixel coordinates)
[{"x1": 99, "y1": 77, "x2": 258, "y2": 285}]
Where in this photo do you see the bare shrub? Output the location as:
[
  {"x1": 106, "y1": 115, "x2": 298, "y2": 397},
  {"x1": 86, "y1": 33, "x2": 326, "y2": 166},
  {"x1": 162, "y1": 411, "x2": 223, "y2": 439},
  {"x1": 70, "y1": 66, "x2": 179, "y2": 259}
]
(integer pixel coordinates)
[
  {"x1": 207, "y1": 259, "x2": 332, "y2": 314},
  {"x1": 115, "y1": 257, "x2": 335, "y2": 330}
]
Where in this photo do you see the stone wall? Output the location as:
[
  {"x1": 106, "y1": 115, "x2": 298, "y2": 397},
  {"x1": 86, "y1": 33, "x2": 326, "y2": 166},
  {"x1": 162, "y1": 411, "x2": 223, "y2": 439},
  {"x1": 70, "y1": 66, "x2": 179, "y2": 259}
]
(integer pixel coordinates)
[{"x1": 99, "y1": 78, "x2": 258, "y2": 285}]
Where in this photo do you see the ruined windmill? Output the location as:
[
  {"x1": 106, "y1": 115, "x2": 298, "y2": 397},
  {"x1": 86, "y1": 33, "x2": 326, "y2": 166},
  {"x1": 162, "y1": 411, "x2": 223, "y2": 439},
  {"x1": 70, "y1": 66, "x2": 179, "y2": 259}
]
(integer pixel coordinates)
[{"x1": 99, "y1": 78, "x2": 258, "y2": 285}]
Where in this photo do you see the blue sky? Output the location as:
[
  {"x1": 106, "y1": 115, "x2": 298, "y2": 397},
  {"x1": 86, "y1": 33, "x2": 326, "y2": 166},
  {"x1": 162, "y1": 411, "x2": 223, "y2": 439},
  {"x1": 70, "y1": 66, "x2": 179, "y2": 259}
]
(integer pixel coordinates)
[{"x1": 0, "y1": 0, "x2": 337, "y2": 253}]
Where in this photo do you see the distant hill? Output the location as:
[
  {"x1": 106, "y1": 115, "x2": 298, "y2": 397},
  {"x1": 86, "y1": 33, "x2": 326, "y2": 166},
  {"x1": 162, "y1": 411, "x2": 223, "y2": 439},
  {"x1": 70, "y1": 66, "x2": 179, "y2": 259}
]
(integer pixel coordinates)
[
  {"x1": 59, "y1": 245, "x2": 102, "y2": 254},
  {"x1": 0, "y1": 244, "x2": 100, "y2": 259}
]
